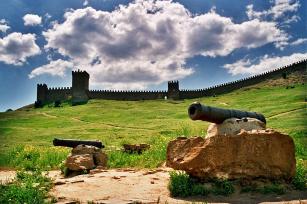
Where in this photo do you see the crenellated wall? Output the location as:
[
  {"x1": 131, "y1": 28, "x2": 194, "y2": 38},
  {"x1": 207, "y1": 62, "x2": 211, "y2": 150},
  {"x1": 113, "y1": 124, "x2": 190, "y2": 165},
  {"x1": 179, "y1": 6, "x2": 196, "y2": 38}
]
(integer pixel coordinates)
[
  {"x1": 88, "y1": 90, "x2": 167, "y2": 100},
  {"x1": 46, "y1": 87, "x2": 72, "y2": 102},
  {"x1": 36, "y1": 59, "x2": 306, "y2": 104},
  {"x1": 178, "y1": 59, "x2": 306, "y2": 99}
]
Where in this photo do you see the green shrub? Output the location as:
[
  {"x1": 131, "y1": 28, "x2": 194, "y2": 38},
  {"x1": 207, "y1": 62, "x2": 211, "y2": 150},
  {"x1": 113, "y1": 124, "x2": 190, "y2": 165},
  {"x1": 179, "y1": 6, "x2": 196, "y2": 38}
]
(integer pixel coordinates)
[
  {"x1": 257, "y1": 184, "x2": 285, "y2": 195},
  {"x1": 212, "y1": 179, "x2": 235, "y2": 196},
  {"x1": 241, "y1": 182, "x2": 285, "y2": 195},
  {"x1": 191, "y1": 184, "x2": 210, "y2": 196},
  {"x1": 168, "y1": 171, "x2": 231, "y2": 197},
  {"x1": 292, "y1": 160, "x2": 307, "y2": 190},
  {"x1": 168, "y1": 171, "x2": 192, "y2": 197}
]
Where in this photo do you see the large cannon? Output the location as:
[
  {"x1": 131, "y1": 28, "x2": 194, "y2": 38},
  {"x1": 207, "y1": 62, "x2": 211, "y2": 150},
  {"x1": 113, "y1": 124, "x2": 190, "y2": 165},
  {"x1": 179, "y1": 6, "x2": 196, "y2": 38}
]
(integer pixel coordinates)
[
  {"x1": 53, "y1": 138, "x2": 104, "y2": 148},
  {"x1": 188, "y1": 102, "x2": 266, "y2": 124}
]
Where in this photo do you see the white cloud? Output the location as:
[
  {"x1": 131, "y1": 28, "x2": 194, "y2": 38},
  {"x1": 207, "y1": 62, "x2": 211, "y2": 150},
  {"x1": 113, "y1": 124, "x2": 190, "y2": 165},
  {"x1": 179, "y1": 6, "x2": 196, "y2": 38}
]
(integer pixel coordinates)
[
  {"x1": 29, "y1": 59, "x2": 74, "y2": 78},
  {"x1": 39, "y1": 0, "x2": 289, "y2": 89},
  {"x1": 246, "y1": 0, "x2": 300, "y2": 22},
  {"x1": 270, "y1": 0, "x2": 300, "y2": 19},
  {"x1": 0, "y1": 19, "x2": 10, "y2": 33},
  {"x1": 83, "y1": 0, "x2": 89, "y2": 6},
  {"x1": 290, "y1": 38, "x2": 307, "y2": 46},
  {"x1": 23, "y1": 14, "x2": 42, "y2": 26},
  {"x1": 224, "y1": 52, "x2": 307, "y2": 75},
  {"x1": 0, "y1": 24, "x2": 10, "y2": 33},
  {"x1": 0, "y1": 32, "x2": 41, "y2": 65}
]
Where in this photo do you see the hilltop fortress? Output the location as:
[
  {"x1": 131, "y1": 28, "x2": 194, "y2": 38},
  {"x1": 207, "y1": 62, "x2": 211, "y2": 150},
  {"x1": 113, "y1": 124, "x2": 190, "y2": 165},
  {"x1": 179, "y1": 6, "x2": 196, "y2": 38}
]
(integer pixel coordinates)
[{"x1": 37, "y1": 59, "x2": 306, "y2": 105}]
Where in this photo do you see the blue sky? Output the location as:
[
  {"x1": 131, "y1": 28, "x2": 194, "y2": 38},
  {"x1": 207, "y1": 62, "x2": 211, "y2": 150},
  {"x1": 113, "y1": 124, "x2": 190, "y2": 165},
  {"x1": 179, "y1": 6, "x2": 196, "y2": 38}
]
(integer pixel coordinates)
[{"x1": 0, "y1": 0, "x2": 306, "y2": 111}]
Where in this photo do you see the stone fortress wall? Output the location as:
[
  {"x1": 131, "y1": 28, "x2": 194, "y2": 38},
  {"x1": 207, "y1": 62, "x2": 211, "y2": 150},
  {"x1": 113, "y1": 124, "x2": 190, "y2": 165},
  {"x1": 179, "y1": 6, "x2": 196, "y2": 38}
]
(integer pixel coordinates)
[{"x1": 36, "y1": 59, "x2": 306, "y2": 104}]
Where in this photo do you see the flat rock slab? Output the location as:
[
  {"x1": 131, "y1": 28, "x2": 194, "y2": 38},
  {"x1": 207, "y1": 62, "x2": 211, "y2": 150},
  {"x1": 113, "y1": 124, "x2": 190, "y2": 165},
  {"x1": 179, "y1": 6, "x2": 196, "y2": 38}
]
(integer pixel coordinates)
[
  {"x1": 0, "y1": 170, "x2": 306, "y2": 203},
  {"x1": 50, "y1": 168, "x2": 175, "y2": 204}
]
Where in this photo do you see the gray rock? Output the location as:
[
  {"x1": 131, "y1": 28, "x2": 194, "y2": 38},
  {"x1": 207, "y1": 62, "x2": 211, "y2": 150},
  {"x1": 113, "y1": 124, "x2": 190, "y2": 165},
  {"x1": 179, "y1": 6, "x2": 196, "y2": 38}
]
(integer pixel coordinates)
[{"x1": 206, "y1": 117, "x2": 265, "y2": 137}]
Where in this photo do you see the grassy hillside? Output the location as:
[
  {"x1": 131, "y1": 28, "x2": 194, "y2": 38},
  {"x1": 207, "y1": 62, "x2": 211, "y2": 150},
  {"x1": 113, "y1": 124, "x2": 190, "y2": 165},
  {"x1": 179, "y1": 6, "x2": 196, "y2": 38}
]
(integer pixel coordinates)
[{"x1": 0, "y1": 82, "x2": 306, "y2": 169}]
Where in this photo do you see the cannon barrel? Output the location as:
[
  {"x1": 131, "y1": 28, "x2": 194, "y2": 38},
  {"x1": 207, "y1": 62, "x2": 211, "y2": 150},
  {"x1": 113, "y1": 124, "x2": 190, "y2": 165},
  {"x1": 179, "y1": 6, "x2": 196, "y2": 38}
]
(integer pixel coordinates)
[
  {"x1": 188, "y1": 102, "x2": 266, "y2": 124},
  {"x1": 53, "y1": 138, "x2": 104, "y2": 148}
]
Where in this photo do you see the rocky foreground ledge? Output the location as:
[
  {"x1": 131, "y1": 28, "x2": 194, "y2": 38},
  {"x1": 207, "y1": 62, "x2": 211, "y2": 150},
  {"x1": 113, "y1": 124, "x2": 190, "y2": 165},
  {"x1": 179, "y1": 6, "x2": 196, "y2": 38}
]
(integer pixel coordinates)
[{"x1": 166, "y1": 118, "x2": 296, "y2": 180}]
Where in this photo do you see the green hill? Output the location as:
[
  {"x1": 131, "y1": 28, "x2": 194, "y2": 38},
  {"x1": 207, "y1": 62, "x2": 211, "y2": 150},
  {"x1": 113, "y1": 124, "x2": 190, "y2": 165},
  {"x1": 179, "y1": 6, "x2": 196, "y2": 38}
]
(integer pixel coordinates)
[{"x1": 0, "y1": 80, "x2": 306, "y2": 170}]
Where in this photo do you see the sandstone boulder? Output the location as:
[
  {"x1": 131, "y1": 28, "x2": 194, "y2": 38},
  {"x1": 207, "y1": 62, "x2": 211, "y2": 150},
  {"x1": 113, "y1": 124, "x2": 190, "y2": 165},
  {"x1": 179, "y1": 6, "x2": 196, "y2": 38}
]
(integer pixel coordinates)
[
  {"x1": 65, "y1": 145, "x2": 108, "y2": 172},
  {"x1": 207, "y1": 117, "x2": 265, "y2": 137},
  {"x1": 166, "y1": 129, "x2": 296, "y2": 180},
  {"x1": 65, "y1": 154, "x2": 95, "y2": 171},
  {"x1": 94, "y1": 152, "x2": 108, "y2": 167}
]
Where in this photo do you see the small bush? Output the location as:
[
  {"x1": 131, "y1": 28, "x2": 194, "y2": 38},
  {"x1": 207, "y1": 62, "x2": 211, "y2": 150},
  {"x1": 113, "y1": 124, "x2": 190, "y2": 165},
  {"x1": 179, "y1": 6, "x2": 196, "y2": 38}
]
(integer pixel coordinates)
[
  {"x1": 241, "y1": 183, "x2": 285, "y2": 195},
  {"x1": 191, "y1": 184, "x2": 210, "y2": 196},
  {"x1": 34, "y1": 100, "x2": 43, "y2": 108},
  {"x1": 257, "y1": 184, "x2": 285, "y2": 195},
  {"x1": 54, "y1": 100, "x2": 61, "y2": 107},
  {"x1": 169, "y1": 171, "x2": 228, "y2": 197},
  {"x1": 292, "y1": 160, "x2": 307, "y2": 190},
  {"x1": 212, "y1": 179, "x2": 235, "y2": 196},
  {"x1": 168, "y1": 171, "x2": 192, "y2": 197}
]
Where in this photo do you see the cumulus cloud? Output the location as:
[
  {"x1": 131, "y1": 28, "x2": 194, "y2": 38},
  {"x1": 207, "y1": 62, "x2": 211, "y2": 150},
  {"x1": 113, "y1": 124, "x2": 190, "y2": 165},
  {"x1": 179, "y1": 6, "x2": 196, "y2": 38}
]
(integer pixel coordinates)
[
  {"x1": 0, "y1": 32, "x2": 41, "y2": 65},
  {"x1": 290, "y1": 38, "x2": 307, "y2": 46},
  {"x1": 0, "y1": 19, "x2": 10, "y2": 33},
  {"x1": 223, "y1": 52, "x2": 307, "y2": 75},
  {"x1": 246, "y1": 0, "x2": 300, "y2": 22},
  {"x1": 38, "y1": 0, "x2": 289, "y2": 89},
  {"x1": 23, "y1": 14, "x2": 42, "y2": 26},
  {"x1": 29, "y1": 59, "x2": 74, "y2": 78}
]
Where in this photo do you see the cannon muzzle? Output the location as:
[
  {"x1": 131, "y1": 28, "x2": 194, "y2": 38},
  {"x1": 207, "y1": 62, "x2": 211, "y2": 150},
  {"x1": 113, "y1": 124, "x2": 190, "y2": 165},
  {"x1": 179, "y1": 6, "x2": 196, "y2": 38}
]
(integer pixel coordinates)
[
  {"x1": 53, "y1": 138, "x2": 104, "y2": 148},
  {"x1": 188, "y1": 102, "x2": 266, "y2": 124}
]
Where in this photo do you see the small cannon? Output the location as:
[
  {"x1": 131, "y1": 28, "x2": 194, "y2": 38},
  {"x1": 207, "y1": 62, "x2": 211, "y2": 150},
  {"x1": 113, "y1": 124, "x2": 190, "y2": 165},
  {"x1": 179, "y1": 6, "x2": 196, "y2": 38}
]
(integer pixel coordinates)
[
  {"x1": 188, "y1": 102, "x2": 266, "y2": 124},
  {"x1": 53, "y1": 138, "x2": 105, "y2": 148}
]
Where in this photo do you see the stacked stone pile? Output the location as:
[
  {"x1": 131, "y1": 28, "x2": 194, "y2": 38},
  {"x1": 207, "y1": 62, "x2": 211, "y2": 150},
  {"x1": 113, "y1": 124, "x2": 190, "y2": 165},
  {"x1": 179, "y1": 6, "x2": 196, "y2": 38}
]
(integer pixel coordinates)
[{"x1": 65, "y1": 144, "x2": 108, "y2": 172}]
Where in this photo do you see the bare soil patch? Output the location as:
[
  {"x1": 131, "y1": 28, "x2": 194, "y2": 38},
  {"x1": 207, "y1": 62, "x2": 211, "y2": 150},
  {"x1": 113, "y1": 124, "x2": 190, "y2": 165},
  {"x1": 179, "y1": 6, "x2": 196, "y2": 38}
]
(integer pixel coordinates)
[{"x1": 1, "y1": 169, "x2": 306, "y2": 204}]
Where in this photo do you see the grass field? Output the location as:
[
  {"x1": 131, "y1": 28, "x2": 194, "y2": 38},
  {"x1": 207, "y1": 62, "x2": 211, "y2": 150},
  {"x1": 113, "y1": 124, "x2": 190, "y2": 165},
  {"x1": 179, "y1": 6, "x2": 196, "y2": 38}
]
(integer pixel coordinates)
[{"x1": 0, "y1": 83, "x2": 306, "y2": 170}]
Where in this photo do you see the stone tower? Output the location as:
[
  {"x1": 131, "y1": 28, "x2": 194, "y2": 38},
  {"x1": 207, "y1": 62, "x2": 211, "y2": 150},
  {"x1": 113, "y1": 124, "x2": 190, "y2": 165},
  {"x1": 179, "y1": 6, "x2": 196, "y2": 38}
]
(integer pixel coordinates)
[
  {"x1": 37, "y1": 84, "x2": 48, "y2": 103},
  {"x1": 167, "y1": 80, "x2": 180, "y2": 100},
  {"x1": 72, "y1": 70, "x2": 89, "y2": 104}
]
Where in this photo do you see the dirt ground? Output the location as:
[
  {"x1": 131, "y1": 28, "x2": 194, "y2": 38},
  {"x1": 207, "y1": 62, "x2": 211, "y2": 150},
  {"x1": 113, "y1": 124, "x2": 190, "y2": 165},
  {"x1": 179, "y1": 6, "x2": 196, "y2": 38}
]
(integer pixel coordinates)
[{"x1": 1, "y1": 169, "x2": 306, "y2": 204}]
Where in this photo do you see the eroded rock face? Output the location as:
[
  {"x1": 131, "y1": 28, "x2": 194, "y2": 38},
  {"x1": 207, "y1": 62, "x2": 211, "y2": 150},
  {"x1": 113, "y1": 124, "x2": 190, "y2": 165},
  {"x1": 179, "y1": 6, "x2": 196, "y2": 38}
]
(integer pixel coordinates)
[
  {"x1": 65, "y1": 154, "x2": 95, "y2": 171},
  {"x1": 207, "y1": 117, "x2": 266, "y2": 137},
  {"x1": 166, "y1": 129, "x2": 296, "y2": 180},
  {"x1": 94, "y1": 152, "x2": 108, "y2": 167}
]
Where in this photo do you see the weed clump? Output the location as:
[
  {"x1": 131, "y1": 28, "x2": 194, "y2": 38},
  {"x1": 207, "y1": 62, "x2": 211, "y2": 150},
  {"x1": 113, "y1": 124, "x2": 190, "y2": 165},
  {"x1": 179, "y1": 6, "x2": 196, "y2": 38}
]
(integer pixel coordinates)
[
  {"x1": 168, "y1": 171, "x2": 233, "y2": 197},
  {"x1": 212, "y1": 179, "x2": 235, "y2": 196},
  {"x1": 292, "y1": 160, "x2": 307, "y2": 190},
  {"x1": 1, "y1": 145, "x2": 69, "y2": 171},
  {"x1": 0, "y1": 169, "x2": 52, "y2": 204}
]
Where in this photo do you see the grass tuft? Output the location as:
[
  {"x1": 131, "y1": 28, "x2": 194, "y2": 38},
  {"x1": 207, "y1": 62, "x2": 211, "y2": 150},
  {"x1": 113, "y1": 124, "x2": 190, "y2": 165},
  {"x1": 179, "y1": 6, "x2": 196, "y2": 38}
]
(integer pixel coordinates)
[
  {"x1": 292, "y1": 159, "x2": 307, "y2": 190},
  {"x1": 0, "y1": 169, "x2": 52, "y2": 204},
  {"x1": 0, "y1": 145, "x2": 69, "y2": 170},
  {"x1": 168, "y1": 171, "x2": 234, "y2": 197}
]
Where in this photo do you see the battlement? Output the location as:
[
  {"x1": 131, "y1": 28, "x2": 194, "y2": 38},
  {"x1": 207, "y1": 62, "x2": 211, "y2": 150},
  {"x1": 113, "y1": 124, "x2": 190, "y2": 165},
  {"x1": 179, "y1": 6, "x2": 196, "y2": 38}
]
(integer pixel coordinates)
[
  {"x1": 72, "y1": 69, "x2": 90, "y2": 75},
  {"x1": 36, "y1": 59, "x2": 306, "y2": 104}
]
